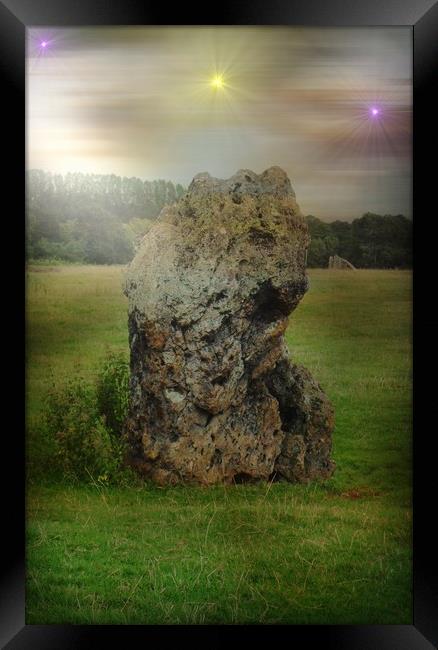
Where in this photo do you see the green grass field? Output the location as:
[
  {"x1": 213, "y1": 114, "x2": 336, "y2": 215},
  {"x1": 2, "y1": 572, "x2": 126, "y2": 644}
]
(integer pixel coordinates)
[{"x1": 26, "y1": 265, "x2": 412, "y2": 624}]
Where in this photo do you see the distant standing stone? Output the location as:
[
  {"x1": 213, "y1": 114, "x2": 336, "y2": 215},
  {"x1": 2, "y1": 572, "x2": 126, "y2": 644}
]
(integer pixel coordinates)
[
  {"x1": 328, "y1": 254, "x2": 356, "y2": 270},
  {"x1": 123, "y1": 167, "x2": 335, "y2": 485}
]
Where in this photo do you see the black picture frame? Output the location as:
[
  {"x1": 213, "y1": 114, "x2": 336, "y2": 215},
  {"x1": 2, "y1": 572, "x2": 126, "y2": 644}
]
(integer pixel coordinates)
[{"x1": 2, "y1": 0, "x2": 437, "y2": 647}]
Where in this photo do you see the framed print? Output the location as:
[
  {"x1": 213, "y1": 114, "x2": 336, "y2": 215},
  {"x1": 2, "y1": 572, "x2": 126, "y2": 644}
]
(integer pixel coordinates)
[{"x1": 1, "y1": 0, "x2": 437, "y2": 647}]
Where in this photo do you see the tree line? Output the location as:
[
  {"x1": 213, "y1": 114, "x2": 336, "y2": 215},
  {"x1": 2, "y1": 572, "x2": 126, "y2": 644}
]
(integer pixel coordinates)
[
  {"x1": 306, "y1": 213, "x2": 412, "y2": 269},
  {"x1": 26, "y1": 169, "x2": 412, "y2": 268},
  {"x1": 26, "y1": 170, "x2": 185, "y2": 264}
]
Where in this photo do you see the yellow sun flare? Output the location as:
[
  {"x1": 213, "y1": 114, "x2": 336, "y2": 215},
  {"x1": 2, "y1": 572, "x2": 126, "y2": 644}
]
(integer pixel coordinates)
[{"x1": 210, "y1": 74, "x2": 225, "y2": 89}]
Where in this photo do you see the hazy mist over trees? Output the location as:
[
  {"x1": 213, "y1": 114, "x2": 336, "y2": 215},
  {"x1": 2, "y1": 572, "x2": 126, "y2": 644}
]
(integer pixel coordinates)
[
  {"x1": 26, "y1": 169, "x2": 412, "y2": 268},
  {"x1": 26, "y1": 170, "x2": 185, "y2": 264}
]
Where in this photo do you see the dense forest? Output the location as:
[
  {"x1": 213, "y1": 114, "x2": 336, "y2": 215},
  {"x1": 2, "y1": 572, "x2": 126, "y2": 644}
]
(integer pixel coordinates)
[{"x1": 26, "y1": 170, "x2": 412, "y2": 268}]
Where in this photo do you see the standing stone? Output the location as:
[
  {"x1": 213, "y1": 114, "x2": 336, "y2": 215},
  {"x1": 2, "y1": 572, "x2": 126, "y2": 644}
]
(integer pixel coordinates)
[
  {"x1": 328, "y1": 254, "x2": 356, "y2": 270},
  {"x1": 123, "y1": 167, "x2": 335, "y2": 485}
]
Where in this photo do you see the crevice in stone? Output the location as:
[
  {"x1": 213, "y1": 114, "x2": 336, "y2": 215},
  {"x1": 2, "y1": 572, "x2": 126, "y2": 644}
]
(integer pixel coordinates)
[
  {"x1": 205, "y1": 413, "x2": 214, "y2": 426},
  {"x1": 211, "y1": 448, "x2": 222, "y2": 465},
  {"x1": 212, "y1": 374, "x2": 228, "y2": 386},
  {"x1": 251, "y1": 281, "x2": 290, "y2": 323},
  {"x1": 233, "y1": 472, "x2": 257, "y2": 484},
  {"x1": 278, "y1": 403, "x2": 299, "y2": 433}
]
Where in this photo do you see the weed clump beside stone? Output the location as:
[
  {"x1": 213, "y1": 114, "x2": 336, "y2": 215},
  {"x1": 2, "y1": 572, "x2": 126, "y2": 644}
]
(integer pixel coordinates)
[{"x1": 40, "y1": 353, "x2": 136, "y2": 485}]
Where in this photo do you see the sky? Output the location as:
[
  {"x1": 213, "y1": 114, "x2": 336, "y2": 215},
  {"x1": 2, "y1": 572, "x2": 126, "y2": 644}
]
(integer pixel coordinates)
[{"x1": 27, "y1": 27, "x2": 412, "y2": 220}]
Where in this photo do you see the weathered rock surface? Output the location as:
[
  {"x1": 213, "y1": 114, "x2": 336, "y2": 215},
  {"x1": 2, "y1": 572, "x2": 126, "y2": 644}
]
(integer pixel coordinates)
[
  {"x1": 329, "y1": 254, "x2": 356, "y2": 270},
  {"x1": 123, "y1": 167, "x2": 335, "y2": 485}
]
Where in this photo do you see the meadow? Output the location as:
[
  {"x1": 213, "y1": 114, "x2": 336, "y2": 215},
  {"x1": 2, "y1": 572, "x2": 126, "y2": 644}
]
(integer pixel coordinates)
[{"x1": 26, "y1": 265, "x2": 412, "y2": 624}]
